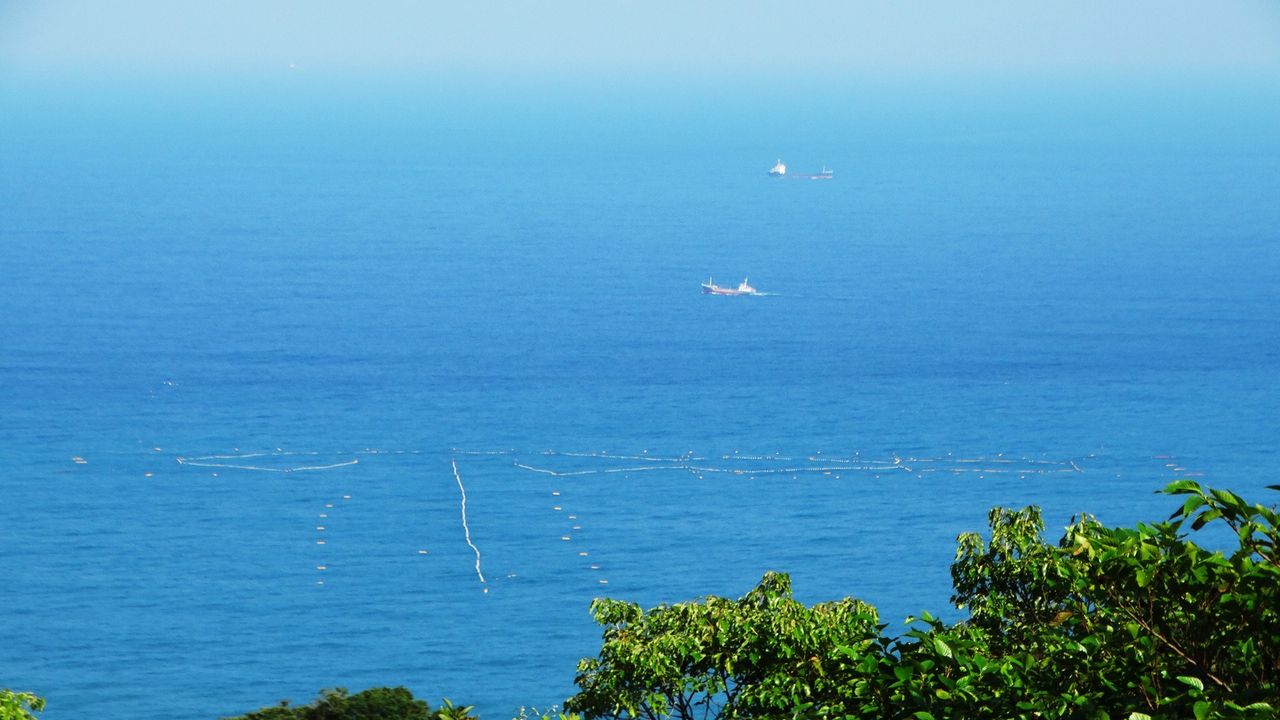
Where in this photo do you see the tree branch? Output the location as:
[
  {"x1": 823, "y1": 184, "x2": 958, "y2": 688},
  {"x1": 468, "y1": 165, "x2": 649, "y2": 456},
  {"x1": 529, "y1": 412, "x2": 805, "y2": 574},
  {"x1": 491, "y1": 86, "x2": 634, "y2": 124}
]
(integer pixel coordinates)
[{"x1": 1102, "y1": 585, "x2": 1231, "y2": 692}]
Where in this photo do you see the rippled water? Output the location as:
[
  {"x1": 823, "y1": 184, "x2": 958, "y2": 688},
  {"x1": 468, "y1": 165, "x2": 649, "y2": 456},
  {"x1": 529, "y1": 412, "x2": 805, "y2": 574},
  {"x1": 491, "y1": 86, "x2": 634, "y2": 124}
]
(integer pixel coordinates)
[{"x1": 2, "y1": 79, "x2": 1277, "y2": 718}]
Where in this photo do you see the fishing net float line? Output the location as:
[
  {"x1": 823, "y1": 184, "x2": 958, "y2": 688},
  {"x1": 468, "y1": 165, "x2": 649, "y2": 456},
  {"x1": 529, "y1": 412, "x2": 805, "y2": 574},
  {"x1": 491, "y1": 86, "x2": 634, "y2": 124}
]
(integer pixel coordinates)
[
  {"x1": 166, "y1": 447, "x2": 1089, "y2": 589},
  {"x1": 452, "y1": 456, "x2": 487, "y2": 586},
  {"x1": 509, "y1": 455, "x2": 1086, "y2": 479},
  {"x1": 171, "y1": 448, "x2": 1088, "y2": 479},
  {"x1": 176, "y1": 456, "x2": 360, "y2": 472}
]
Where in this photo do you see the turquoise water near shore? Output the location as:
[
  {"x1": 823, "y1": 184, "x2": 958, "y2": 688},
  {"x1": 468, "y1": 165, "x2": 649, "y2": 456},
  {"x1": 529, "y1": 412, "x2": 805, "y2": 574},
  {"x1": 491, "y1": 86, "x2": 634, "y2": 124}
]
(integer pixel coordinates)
[{"x1": 1, "y1": 78, "x2": 1277, "y2": 718}]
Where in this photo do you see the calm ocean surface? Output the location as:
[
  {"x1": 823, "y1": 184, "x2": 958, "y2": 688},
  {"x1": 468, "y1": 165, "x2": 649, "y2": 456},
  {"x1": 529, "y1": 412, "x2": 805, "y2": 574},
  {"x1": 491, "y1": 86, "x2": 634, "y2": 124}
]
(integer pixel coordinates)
[{"x1": 2, "y1": 78, "x2": 1278, "y2": 718}]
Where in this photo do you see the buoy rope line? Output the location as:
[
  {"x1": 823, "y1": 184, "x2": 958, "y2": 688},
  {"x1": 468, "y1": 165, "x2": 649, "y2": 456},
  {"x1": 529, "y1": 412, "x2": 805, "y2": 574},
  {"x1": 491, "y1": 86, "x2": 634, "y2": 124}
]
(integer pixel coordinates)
[
  {"x1": 176, "y1": 457, "x2": 359, "y2": 472},
  {"x1": 171, "y1": 449, "x2": 1086, "y2": 478},
  {"x1": 540, "y1": 450, "x2": 702, "y2": 463},
  {"x1": 452, "y1": 456, "x2": 486, "y2": 585},
  {"x1": 174, "y1": 448, "x2": 432, "y2": 473},
  {"x1": 514, "y1": 462, "x2": 678, "y2": 477},
  {"x1": 510, "y1": 456, "x2": 1085, "y2": 478}
]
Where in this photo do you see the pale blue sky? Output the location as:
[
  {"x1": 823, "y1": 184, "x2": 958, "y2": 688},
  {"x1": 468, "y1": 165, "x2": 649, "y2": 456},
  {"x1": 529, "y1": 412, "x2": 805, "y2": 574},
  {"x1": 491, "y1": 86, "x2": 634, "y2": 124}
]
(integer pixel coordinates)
[{"x1": 3, "y1": 0, "x2": 1279, "y2": 80}]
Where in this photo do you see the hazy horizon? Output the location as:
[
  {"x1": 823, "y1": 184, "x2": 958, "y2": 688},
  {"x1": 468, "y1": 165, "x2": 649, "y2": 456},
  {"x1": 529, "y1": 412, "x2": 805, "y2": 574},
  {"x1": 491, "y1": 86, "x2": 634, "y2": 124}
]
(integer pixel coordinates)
[{"x1": 4, "y1": 1, "x2": 1279, "y2": 82}]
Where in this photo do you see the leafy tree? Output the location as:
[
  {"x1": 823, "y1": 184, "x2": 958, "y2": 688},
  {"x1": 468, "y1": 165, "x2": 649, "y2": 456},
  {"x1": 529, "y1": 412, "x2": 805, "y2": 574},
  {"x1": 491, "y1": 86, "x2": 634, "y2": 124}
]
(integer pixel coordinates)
[
  {"x1": 227, "y1": 686, "x2": 441, "y2": 720},
  {"x1": 568, "y1": 482, "x2": 1280, "y2": 720},
  {"x1": 566, "y1": 571, "x2": 883, "y2": 719},
  {"x1": 0, "y1": 690, "x2": 44, "y2": 720},
  {"x1": 951, "y1": 505, "x2": 1077, "y2": 650},
  {"x1": 1055, "y1": 481, "x2": 1280, "y2": 717},
  {"x1": 889, "y1": 481, "x2": 1279, "y2": 720}
]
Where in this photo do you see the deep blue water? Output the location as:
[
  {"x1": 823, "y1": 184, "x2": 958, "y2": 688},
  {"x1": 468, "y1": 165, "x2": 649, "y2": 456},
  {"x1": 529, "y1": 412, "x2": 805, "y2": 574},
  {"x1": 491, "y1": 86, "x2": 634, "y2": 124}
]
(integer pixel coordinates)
[{"x1": 2, "y1": 77, "x2": 1278, "y2": 719}]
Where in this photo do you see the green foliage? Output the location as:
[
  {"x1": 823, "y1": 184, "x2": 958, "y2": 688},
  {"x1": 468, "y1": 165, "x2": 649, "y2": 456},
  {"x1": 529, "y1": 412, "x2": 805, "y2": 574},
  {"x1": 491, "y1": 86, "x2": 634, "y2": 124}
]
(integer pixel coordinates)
[
  {"x1": 568, "y1": 482, "x2": 1280, "y2": 720},
  {"x1": 436, "y1": 699, "x2": 480, "y2": 720},
  {"x1": 512, "y1": 706, "x2": 581, "y2": 720},
  {"x1": 1050, "y1": 481, "x2": 1280, "y2": 716},
  {"x1": 0, "y1": 690, "x2": 44, "y2": 720},
  {"x1": 566, "y1": 571, "x2": 884, "y2": 719},
  {"x1": 226, "y1": 686, "x2": 439, "y2": 720},
  {"x1": 228, "y1": 688, "x2": 579, "y2": 720},
  {"x1": 951, "y1": 505, "x2": 1077, "y2": 650}
]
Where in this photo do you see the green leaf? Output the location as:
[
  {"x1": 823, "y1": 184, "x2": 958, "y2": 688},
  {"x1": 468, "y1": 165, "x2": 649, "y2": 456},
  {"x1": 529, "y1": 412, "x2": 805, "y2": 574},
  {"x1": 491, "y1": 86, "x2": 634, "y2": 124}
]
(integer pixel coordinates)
[
  {"x1": 1211, "y1": 488, "x2": 1243, "y2": 509},
  {"x1": 1164, "y1": 479, "x2": 1203, "y2": 495},
  {"x1": 933, "y1": 637, "x2": 953, "y2": 659},
  {"x1": 1177, "y1": 494, "x2": 1207, "y2": 518},
  {"x1": 1191, "y1": 508, "x2": 1222, "y2": 530},
  {"x1": 1193, "y1": 701, "x2": 1211, "y2": 720},
  {"x1": 913, "y1": 712, "x2": 936, "y2": 720},
  {"x1": 1176, "y1": 675, "x2": 1205, "y2": 692}
]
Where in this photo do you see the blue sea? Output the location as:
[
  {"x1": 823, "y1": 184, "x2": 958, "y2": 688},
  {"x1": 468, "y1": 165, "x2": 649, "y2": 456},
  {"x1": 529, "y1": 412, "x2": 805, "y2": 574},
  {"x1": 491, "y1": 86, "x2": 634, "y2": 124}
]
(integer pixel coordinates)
[{"x1": 2, "y1": 75, "x2": 1278, "y2": 719}]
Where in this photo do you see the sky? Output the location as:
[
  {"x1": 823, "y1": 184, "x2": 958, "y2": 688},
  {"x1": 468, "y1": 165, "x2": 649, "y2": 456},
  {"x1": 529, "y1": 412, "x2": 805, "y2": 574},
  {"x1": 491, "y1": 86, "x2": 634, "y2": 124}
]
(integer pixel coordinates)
[{"x1": 2, "y1": 0, "x2": 1279, "y2": 82}]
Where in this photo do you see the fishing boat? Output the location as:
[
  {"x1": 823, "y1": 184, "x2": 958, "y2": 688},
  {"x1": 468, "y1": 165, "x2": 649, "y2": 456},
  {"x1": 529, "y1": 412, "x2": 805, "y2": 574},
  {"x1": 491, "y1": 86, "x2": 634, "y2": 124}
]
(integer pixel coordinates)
[
  {"x1": 768, "y1": 159, "x2": 786, "y2": 176},
  {"x1": 814, "y1": 165, "x2": 833, "y2": 179},
  {"x1": 701, "y1": 278, "x2": 759, "y2": 296}
]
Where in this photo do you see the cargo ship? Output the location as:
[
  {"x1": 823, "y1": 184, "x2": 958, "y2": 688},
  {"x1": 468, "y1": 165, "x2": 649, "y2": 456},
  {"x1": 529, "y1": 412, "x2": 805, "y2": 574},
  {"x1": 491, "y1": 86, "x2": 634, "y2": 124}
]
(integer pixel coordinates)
[
  {"x1": 768, "y1": 159, "x2": 833, "y2": 179},
  {"x1": 701, "y1": 278, "x2": 759, "y2": 296}
]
